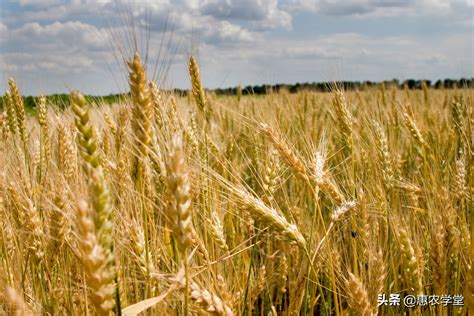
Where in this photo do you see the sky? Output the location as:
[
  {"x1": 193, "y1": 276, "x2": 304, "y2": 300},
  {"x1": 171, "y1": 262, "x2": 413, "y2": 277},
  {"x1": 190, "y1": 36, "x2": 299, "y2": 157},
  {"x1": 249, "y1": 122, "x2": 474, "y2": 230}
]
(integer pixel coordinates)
[{"x1": 0, "y1": 0, "x2": 473, "y2": 95}]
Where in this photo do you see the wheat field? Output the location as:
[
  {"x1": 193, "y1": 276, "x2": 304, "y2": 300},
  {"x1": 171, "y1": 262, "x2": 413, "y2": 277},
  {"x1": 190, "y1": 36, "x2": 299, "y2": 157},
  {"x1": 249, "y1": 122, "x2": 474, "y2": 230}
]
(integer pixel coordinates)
[{"x1": 0, "y1": 52, "x2": 472, "y2": 315}]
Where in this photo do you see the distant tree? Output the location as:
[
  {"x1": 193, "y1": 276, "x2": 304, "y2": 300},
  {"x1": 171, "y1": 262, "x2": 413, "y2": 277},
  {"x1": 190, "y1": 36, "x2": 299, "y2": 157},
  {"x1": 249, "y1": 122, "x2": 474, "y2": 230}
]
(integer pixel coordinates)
[
  {"x1": 459, "y1": 78, "x2": 472, "y2": 88},
  {"x1": 434, "y1": 80, "x2": 443, "y2": 89},
  {"x1": 403, "y1": 79, "x2": 416, "y2": 89},
  {"x1": 243, "y1": 85, "x2": 253, "y2": 95},
  {"x1": 444, "y1": 79, "x2": 455, "y2": 89},
  {"x1": 24, "y1": 96, "x2": 35, "y2": 109}
]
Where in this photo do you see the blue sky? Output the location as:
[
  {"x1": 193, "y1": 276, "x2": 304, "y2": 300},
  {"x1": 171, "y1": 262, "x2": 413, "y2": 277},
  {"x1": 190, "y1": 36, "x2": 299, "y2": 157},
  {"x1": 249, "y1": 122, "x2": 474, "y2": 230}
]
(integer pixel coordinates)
[{"x1": 0, "y1": 0, "x2": 472, "y2": 95}]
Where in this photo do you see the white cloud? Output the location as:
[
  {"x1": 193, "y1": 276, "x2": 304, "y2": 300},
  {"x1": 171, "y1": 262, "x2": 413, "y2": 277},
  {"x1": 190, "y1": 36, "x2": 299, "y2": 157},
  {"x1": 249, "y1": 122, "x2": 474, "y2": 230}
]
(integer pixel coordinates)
[
  {"x1": 12, "y1": 21, "x2": 109, "y2": 50},
  {"x1": 200, "y1": 0, "x2": 292, "y2": 29},
  {"x1": 285, "y1": 0, "x2": 409, "y2": 15},
  {"x1": 283, "y1": 0, "x2": 472, "y2": 17},
  {"x1": 0, "y1": 22, "x2": 7, "y2": 36},
  {"x1": 18, "y1": 0, "x2": 63, "y2": 6},
  {"x1": 4, "y1": 0, "x2": 288, "y2": 43},
  {"x1": 171, "y1": 12, "x2": 259, "y2": 44},
  {"x1": 0, "y1": 51, "x2": 99, "y2": 74},
  {"x1": 0, "y1": 20, "x2": 112, "y2": 86}
]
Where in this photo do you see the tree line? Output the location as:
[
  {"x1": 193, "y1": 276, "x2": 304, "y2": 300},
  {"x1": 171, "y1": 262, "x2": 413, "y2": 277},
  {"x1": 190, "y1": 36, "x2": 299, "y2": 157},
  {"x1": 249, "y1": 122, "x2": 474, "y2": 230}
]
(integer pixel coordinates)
[
  {"x1": 0, "y1": 78, "x2": 472, "y2": 111},
  {"x1": 211, "y1": 78, "x2": 473, "y2": 96}
]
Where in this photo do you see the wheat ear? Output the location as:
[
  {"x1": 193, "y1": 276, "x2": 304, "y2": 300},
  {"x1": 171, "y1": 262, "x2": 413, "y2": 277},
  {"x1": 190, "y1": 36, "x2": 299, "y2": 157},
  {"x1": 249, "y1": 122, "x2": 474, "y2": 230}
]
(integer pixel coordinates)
[
  {"x1": 8, "y1": 78, "x2": 27, "y2": 147},
  {"x1": 7, "y1": 185, "x2": 44, "y2": 262},
  {"x1": 259, "y1": 123, "x2": 308, "y2": 182},
  {"x1": 71, "y1": 90, "x2": 117, "y2": 314},
  {"x1": 128, "y1": 51, "x2": 154, "y2": 158},
  {"x1": 37, "y1": 96, "x2": 51, "y2": 162},
  {"x1": 103, "y1": 113, "x2": 117, "y2": 135},
  {"x1": 373, "y1": 121, "x2": 393, "y2": 190},
  {"x1": 130, "y1": 223, "x2": 155, "y2": 278},
  {"x1": 402, "y1": 103, "x2": 427, "y2": 149},
  {"x1": 2, "y1": 286, "x2": 32, "y2": 315},
  {"x1": 344, "y1": 272, "x2": 372, "y2": 316},
  {"x1": 261, "y1": 149, "x2": 281, "y2": 204},
  {"x1": 75, "y1": 200, "x2": 115, "y2": 314},
  {"x1": 49, "y1": 184, "x2": 70, "y2": 254},
  {"x1": 165, "y1": 134, "x2": 194, "y2": 253},
  {"x1": 430, "y1": 216, "x2": 447, "y2": 294},
  {"x1": 232, "y1": 186, "x2": 306, "y2": 249},
  {"x1": 397, "y1": 228, "x2": 423, "y2": 295},
  {"x1": 331, "y1": 201, "x2": 357, "y2": 222},
  {"x1": 454, "y1": 158, "x2": 466, "y2": 200},
  {"x1": 313, "y1": 150, "x2": 344, "y2": 204},
  {"x1": 4, "y1": 91, "x2": 17, "y2": 136},
  {"x1": 208, "y1": 209, "x2": 229, "y2": 252},
  {"x1": 57, "y1": 122, "x2": 76, "y2": 181},
  {"x1": 189, "y1": 55, "x2": 210, "y2": 120},
  {"x1": 367, "y1": 250, "x2": 386, "y2": 315},
  {"x1": 332, "y1": 89, "x2": 353, "y2": 154},
  {"x1": 190, "y1": 283, "x2": 234, "y2": 316},
  {"x1": 451, "y1": 95, "x2": 467, "y2": 155},
  {"x1": 165, "y1": 134, "x2": 194, "y2": 315}
]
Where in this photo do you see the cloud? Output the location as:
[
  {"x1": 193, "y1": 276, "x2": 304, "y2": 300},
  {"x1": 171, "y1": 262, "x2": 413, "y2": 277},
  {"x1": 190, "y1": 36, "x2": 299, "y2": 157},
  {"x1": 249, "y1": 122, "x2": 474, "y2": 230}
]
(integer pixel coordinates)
[
  {"x1": 169, "y1": 11, "x2": 259, "y2": 44},
  {"x1": 11, "y1": 21, "x2": 109, "y2": 50},
  {"x1": 4, "y1": 0, "x2": 289, "y2": 42},
  {"x1": 0, "y1": 20, "x2": 112, "y2": 85},
  {"x1": 200, "y1": 0, "x2": 292, "y2": 29},
  {"x1": 2, "y1": 52, "x2": 96, "y2": 74},
  {"x1": 284, "y1": 0, "x2": 404, "y2": 15},
  {"x1": 0, "y1": 22, "x2": 7, "y2": 36},
  {"x1": 18, "y1": 0, "x2": 64, "y2": 6},
  {"x1": 284, "y1": 0, "x2": 470, "y2": 17}
]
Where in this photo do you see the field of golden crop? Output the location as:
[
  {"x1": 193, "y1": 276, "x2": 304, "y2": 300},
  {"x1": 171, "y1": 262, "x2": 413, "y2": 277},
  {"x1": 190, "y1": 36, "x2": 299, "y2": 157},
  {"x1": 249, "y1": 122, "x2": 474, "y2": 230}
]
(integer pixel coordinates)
[{"x1": 0, "y1": 53, "x2": 472, "y2": 315}]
